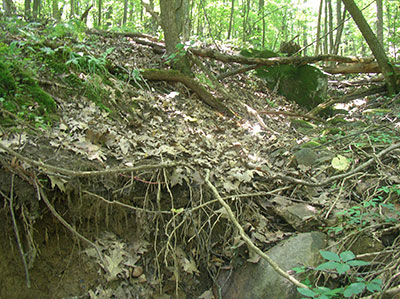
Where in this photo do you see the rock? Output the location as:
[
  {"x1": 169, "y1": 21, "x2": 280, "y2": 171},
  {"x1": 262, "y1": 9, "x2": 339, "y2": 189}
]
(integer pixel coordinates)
[
  {"x1": 294, "y1": 148, "x2": 318, "y2": 166},
  {"x1": 274, "y1": 203, "x2": 321, "y2": 232},
  {"x1": 216, "y1": 232, "x2": 327, "y2": 299},
  {"x1": 257, "y1": 65, "x2": 327, "y2": 109},
  {"x1": 240, "y1": 48, "x2": 328, "y2": 110}
]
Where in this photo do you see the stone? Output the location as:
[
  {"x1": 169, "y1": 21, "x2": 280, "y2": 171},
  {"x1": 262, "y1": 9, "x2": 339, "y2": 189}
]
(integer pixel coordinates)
[{"x1": 216, "y1": 232, "x2": 327, "y2": 299}]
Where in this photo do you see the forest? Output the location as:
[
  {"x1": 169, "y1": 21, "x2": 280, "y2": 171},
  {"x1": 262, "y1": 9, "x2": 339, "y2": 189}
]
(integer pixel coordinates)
[{"x1": 0, "y1": 0, "x2": 399, "y2": 298}]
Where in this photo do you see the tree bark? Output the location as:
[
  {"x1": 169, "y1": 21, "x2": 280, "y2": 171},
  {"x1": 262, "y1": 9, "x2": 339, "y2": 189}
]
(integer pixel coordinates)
[
  {"x1": 227, "y1": 0, "x2": 235, "y2": 39},
  {"x1": 98, "y1": 0, "x2": 102, "y2": 26},
  {"x1": 123, "y1": 0, "x2": 128, "y2": 25},
  {"x1": 25, "y1": 0, "x2": 31, "y2": 20},
  {"x1": 376, "y1": 0, "x2": 383, "y2": 46},
  {"x1": 315, "y1": 0, "x2": 323, "y2": 55},
  {"x1": 342, "y1": 0, "x2": 399, "y2": 94},
  {"x1": 159, "y1": 0, "x2": 192, "y2": 75}
]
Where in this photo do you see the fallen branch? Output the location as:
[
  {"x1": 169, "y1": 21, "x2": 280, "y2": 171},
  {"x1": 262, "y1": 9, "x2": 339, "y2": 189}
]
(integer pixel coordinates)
[{"x1": 204, "y1": 170, "x2": 309, "y2": 289}]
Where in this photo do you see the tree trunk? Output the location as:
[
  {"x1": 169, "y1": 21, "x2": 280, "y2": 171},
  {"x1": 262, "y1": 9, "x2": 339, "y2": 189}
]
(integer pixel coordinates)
[
  {"x1": 323, "y1": 0, "x2": 328, "y2": 54},
  {"x1": 376, "y1": 0, "x2": 383, "y2": 46},
  {"x1": 227, "y1": 0, "x2": 234, "y2": 39},
  {"x1": 52, "y1": 0, "x2": 58, "y2": 19},
  {"x1": 98, "y1": 0, "x2": 102, "y2": 26},
  {"x1": 333, "y1": 2, "x2": 346, "y2": 55},
  {"x1": 32, "y1": 0, "x2": 40, "y2": 20},
  {"x1": 70, "y1": 0, "x2": 74, "y2": 18},
  {"x1": 327, "y1": 0, "x2": 334, "y2": 53},
  {"x1": 3, "y1": 0, "x2": 16, "y2": 16},
  {"x1": 159, "y1": 0, "x2": 192, "y2": 75},
  {"x1": 123, "y1": 0, "x2": 128, "y2": 25},
  {"x1": 315, "y1": 0, "x2": 323, "y2": 55},
  {"x1": 259, "y1": 0, "x2": 265, "y2": 47},
  {"x1": 25, "y1": 0, "x2": 32, "y2": 20},
  {"x1": 342, "y1": 0, "x2": 398, "y2": 94}
]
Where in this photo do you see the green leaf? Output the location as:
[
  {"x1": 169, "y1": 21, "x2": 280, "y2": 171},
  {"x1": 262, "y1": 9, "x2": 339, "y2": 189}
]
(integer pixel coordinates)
[
  {"x1": 297, "y1": 288, "x2": 317, "y2": 297},
  {"x1": 340, "y1": 251, "x2": 355, "y2": 262},
  {"x1": 331, "y1": 155, "x2": 350, "y2": 171},
  {"x1": 344, "y1": 282, "x2": 365, "y2": 297},
  {"x1": 316, "y1": 261, "x2": 341, "y2": 271},
  {"x1": 366, "y1": 279, "x2": 382, "y2": 292},
  {"x1": 320, "y1": 250, "x2": 340, "y2": 262},
  {"x1": 336, "y1": 263, "x2": 350, "y2": 275},
  {"x1": 347, "y1": 260, "x2": 370, "y2": 267}
]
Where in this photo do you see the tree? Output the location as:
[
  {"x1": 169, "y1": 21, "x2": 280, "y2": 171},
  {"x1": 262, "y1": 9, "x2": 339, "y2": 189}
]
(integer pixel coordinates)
[
  {"x1": 376, "y1": 0, "x2": 383, "y2": 46},
  {"x1": 3, "y1": 0, "x2": 16, "y2": 16},
  {"x1": 159, "y1": 0, "x2": 192, "y2": 75},
  {"x1": 342, "y1": 0, "x2": 398, "y2": 94}
]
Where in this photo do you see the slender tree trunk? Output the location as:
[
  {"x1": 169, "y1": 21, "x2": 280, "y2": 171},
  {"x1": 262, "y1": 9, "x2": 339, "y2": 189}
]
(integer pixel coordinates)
[
  {"x1": 323, "y1": 0, "x2": 328, "y2": 54},
  {"x1": 70, "y1": 0, "x2": 74, "y2": 18},
  {"x1": 98, "y1": 0, "x2": 102, "y2": 26},
  {"x1": 342, "y1": 0, "x2": 398, "y2": 94},
  {"x1": 52, "y1": 0, "x2": 58, "y2": 19},
  {"x1": 259, "y1": 0, "x2": 265, "y2": 47},
  {"x1": 333, "y1": 1, "x2": 346, "y2": 55},
  {"x1": 328, "y1": 0, "x2": 334, "y2": 53},
  {"x1": 376, "y1": 0, "x2": 383, "y2": 46},
  {"x1": 227, "y1": 0, "x2": 235, "y2": 39},
  {"x1": 25, "y1": 0, "x2": 32, "y2": 20},
  {"x1": 315, "y1": 0, "x2": 323, "y2": 55},
  {"x1": 123, "y1": 0, "x2": 128, "y2": 25},
  {"x1": 32, "y1": 0, "x2": 40, "y2": 20}
]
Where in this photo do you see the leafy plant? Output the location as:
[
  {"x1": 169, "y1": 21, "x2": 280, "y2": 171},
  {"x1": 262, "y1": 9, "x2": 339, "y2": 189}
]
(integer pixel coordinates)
[
  {"x1": 316, "y1": 250, "x2": 369, "y2": 275},
  {"x1": 297, "y1": 250, "x2": 382, "y2": 299}
]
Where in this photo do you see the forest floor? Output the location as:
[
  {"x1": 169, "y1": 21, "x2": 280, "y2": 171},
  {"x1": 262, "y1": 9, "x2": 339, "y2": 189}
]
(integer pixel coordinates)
[{"x1": 0, "y1": 20, "x2": 400, "y2": 299}]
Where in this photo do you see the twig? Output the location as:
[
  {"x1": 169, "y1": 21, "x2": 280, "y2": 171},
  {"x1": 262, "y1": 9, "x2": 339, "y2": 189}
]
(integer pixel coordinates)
[
  {"x1": 8, "y1": 175, "x2": 31, "y2": 288},
  {"x1": 204, "y1": 170, "x2": 309, "y2": 289}
]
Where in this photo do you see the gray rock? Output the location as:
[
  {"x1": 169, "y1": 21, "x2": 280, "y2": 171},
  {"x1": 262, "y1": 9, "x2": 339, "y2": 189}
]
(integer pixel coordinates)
[{"x1": 216, "y1": 232, "x2": 327, "y2": 299}]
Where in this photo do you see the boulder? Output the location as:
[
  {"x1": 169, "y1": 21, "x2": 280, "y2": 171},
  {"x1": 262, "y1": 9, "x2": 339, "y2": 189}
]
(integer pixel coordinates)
[{"x1": 216, "y1": 232, "x2": 327, "y2": 299}]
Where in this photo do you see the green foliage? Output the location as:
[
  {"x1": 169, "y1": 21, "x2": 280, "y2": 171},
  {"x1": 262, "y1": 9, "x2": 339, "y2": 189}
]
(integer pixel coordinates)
[
  {"x1": 65, "y1": 46, "x2": 114, "y2": 75},
  {"x1": 297, "y1": 250, "x2": 382, "y2": 299},
  {"x1": 46, "y1": 19, "x2": 87, "y2": 41},
  {"x1": 164, "y1": 42, "x2": 191, "y2": 66},
  {"x1": 316, "y1": 250, "x2": 369, "y2": 275},
  {"x1": 0, "y1": 43, "x2": 57, "y2": 128}
]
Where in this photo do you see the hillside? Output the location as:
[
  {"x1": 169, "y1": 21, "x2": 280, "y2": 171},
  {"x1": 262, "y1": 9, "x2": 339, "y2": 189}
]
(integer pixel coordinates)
[{"x1": 1, "y1": 19, "x2": 400, "y2": 298}]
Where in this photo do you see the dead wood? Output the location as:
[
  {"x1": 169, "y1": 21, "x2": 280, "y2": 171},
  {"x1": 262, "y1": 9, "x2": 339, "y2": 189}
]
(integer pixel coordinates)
[
  {"x1": 141, "y1": 69, "x2": 234, "y2": 116},
  {"x1": 307, "y1": 85, "x2": 387, "y2": 116},
  {"x1": 190, "y1": 48, "x2": 375, "y2": 67}
]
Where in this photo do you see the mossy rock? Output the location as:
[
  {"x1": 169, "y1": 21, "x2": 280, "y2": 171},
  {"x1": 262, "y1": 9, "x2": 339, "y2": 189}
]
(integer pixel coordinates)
[
  {"x1": 240, "y1": 48, "x2": 327, "y2": 109},
  {"x1": 257, "y1": 65, "x2": 327, "y2": 109}
]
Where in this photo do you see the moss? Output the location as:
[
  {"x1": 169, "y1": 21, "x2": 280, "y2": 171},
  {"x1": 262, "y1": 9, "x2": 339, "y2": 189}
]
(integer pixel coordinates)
[
  {"x1": 19, "y1": 72, "x2": 56, "y2": 112},
  {"x1": 0, "y1": 60, "x2": 16, "y2": 98}
]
